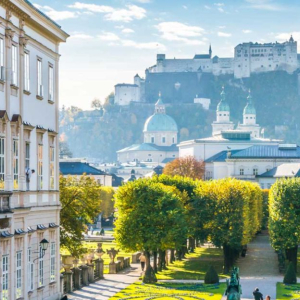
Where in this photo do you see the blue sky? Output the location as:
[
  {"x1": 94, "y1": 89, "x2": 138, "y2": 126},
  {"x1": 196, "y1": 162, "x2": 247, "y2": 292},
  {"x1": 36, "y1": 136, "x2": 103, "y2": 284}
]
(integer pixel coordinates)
[{"x1": 33, "y1": 0, "x2": 300, "y2": 109}]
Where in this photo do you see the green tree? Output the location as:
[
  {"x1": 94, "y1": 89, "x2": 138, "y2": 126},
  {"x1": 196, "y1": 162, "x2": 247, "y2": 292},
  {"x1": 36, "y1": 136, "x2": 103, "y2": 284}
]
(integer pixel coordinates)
[
  {"x1": 114, "y1": 179, "x2": 186, "y2": 283},
  {"x1": 99, "y1": 186, "x2": 115, "y2": 218},
  {"x1": 60, "y1": 175, "x2": 101, "y2": 257},
  {"x1": 269, "y1": 178, "x2": 300, "y2": 271},
  {"x1": 91, "y1": 98, "x2": 102, "y2": 110}
]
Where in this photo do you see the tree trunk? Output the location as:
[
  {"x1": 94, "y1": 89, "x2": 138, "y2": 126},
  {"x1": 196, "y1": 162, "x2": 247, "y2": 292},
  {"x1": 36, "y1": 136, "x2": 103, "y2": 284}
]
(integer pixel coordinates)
[
  {"x1": 143, "y1": 251, "x2": 157, "y2": 283},
  {"x1": 170, "y1": 249, "x2": 175, "y2": 264},
  {"x1": 162, "y1": 250, "x2": 168, "y2": 270},
  {"x1": 223, "y1": 243, "x2": 233, "y2": 274},
  {"x1": 286, "y1": 246, "x2": 298, "y2": 272},
  {"x1": 158, "y1": 249, "x2": 163, "y2": 272},
  {"x1": 188, "y1": 237, "x2": 195, "y2": 252},
  {"x1": 153, "y1": 251, "x2": 158, "y2": 273}
]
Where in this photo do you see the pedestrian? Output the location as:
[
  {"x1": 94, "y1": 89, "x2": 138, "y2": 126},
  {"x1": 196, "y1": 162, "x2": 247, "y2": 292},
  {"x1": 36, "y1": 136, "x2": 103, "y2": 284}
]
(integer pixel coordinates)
[
  {"x1": 266, "y1": 296, "x2": 271, "y2": 300},
  {"x1": 25, "y1": 168, "x2": 35, "y2": 191},
  {"x1": 139, "y1": 253, "x2": 146, "y2": 272},
  {"x1": 253, "y1": 288, "x2": 263, "y2": 300}
]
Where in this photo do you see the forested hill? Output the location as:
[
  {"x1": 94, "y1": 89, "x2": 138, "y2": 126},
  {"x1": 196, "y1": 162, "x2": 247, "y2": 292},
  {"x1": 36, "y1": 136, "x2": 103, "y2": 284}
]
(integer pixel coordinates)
[{"x1": 60, "y1": 71, "x2": 300, "y2": 162}]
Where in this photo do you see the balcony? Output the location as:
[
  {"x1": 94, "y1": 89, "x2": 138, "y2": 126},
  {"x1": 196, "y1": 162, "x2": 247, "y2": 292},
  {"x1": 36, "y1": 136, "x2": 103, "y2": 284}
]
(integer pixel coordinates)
[{"x1": 233, "y1": 174, "x2": 256, "y2": 181}]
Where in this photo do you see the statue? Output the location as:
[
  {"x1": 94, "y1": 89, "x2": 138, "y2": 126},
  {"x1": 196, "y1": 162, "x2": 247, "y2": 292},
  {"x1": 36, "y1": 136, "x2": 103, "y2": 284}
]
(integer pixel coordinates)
[
  {"x1": 226, "y1": 267, "x2": 242, "y2": 300},
  {"x1": 106, "y1": 247, "x2": 119, "y2": 264},
  {"x1": 96, "y1": 243, "x2": 105, "y2": 261}
]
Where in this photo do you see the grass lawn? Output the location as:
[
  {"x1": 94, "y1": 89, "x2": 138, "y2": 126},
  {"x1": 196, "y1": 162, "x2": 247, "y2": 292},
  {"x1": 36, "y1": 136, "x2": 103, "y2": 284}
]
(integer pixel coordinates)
[
  {"x1": 156, "y1": 247, "x2": 228, "y2": 280},
  {"x1": 276, "y1": 283, "x2": 300, "y2": 300},
  {"x1": 110, "y1": 282, "x2": 226, "y2": 300}
]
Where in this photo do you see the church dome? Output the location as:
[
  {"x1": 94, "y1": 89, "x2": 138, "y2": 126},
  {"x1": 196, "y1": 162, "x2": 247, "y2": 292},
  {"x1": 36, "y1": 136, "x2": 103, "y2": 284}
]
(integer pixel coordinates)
[
  {"x1": 144, "y1": 114, "x2": 178, "y2": 132},
  {"x1": 217, "y1": 87, "x2": 230, "y2": 112},
  {"x1": 143, "y1": 93, "x2": 178, "y2": 132},
  {"x1": 243, "y1": 91, "x2": 256, "y2": 115}
]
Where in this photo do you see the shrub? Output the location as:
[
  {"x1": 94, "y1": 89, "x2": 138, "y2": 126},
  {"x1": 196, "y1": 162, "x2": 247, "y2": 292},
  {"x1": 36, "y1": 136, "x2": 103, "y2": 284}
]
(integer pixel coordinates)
[
  {"x1": 283, "y1": 262, "x2": 297, "y2": 284},
  {"x1": 204, "y1": 265, "x2": 219, "y2": 284}
]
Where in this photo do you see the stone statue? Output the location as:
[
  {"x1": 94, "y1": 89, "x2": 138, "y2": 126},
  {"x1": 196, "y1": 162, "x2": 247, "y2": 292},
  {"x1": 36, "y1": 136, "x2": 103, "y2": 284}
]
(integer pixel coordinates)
[
  {"x1": 226, "y1": 267, "x2": 242, "y2": 300},
  {"x1": 106, "y1": 247, "x2": 119, "y2": 264},
  {"x1": 96, "y1": 243, "x2": 105, "y2": 261}
]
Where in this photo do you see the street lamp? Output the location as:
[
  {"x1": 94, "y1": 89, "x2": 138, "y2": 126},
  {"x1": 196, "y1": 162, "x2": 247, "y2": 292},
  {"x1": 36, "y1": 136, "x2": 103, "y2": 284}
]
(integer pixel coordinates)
[{"x1": 33, "y1": 239, "x2": 49, "y2": 262}]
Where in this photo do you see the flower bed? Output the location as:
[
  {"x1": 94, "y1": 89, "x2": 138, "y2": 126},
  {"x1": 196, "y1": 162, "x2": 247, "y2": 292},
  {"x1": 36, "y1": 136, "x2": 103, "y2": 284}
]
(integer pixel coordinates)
[{"x1": 277, "y1": 283, "x2": 300, "y2": 300}]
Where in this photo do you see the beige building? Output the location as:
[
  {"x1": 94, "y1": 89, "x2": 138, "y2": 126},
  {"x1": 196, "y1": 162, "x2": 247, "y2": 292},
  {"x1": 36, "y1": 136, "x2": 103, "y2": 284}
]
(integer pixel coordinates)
[{"x1": 0, "y1": 1, "x2": 68, "y2": 300}]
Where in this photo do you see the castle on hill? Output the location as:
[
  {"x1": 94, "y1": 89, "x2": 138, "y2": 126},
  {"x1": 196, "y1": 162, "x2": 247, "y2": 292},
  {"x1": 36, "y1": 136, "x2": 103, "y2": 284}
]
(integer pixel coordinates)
[{"x1": 114, "y1": 36, "x2": 299, "y2": 105}]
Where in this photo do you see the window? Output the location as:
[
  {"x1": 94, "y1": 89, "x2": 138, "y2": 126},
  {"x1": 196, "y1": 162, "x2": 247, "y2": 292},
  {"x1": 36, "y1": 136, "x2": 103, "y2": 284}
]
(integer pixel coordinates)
[
  {"x1": 37, "y1": 58, "x2": 43, "y2": 97},
  {"x1": 24, "y1": 52, "x2": 30, "y2": 91},
  {"x1": 261, "y1": 183, "x2": 265, "y2": 189},
  {"x1": 16, "y1": 251, "x2": 22, "y2": 298},
  {"x1": 267, "y1": 183, "x2": 272, "y2": 189},
  {"x1": 48, "y1": 65, "x2": 54, "y2": 101},
  {"x1": 25, "y1": 143, "x2": 30, "y2": 169},
  {"x1": 151, "y1": 137, "x2": 154, "y2": 143},
  {"x1": 0, "y1": 38, "x2": 4, "y2": 80},
  {"x1": 0, "y1": 138, "x2": 4, "y2": 190},
  {"x1": 38, "y1": 145, "x2": 43, "y2": 190},
  {"x1": 2, "y1": 255, "x2": 8, "y2": 300},
  {"x1": 162, "y1": 137, "x2": 166, "y2": 143},
  {"x1": 50, "y1": 147, "x2": 55, "y2": 190},
  {"x1": 50, "y1": 242, "x2": 56, "y2": 282},
  {"x1": 253, "y1": 168, "x2": 258, "y2": 176},
  {"x1": 172, "y1": 137, "x2": 175, "y2": 144},
  {"x1": 239, "y1": 168, "x2": 244, "y2": 176},
  {"x1": 12, "y1": 45, "x2": 17, "y2": 85},
  {"x1": 13, "y1": 140, "x2": 18, "y2": 190},
  {"x1": 38, "y1": 246, "x2": 44, "y2": 287},
  {"x1": 27, "y1": 248, "x2": 34, "y2": 291}
]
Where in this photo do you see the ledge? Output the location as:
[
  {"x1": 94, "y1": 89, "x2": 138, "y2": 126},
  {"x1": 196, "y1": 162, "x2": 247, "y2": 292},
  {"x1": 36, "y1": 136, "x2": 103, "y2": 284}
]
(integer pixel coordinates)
[
  {"x1": 48, "y1": 99, "x2": 54, "y2": 105},
  {"x1": 0, "y1": 79, "x2": 5, "y2": 85},
  {"x1": 10, "y1": 84, "x2": 19, "y2": 90},
  {"x1": 27, "y1": 291, "x2": 33, "y2": 296},
  {"x1": 36, "y1": 95, "x2": 43, "y2": 101},
  {"x1": 49, "y1": 281, "x2": 56, "y2": 285},
  {"x1": 23, "y1": 90, "x2": 31, "y2": 95},
  {"x1": 37, "y1": 286, "x2": 45, "y2": 291}
]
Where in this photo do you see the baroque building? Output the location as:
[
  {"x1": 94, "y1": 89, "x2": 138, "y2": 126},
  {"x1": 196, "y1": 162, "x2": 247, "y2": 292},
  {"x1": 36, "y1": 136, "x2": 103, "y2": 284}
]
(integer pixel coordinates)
[
  {"x1": 117, "y1": 93, "x2": 178, "y2": 164},
  {"x1": 0, "y1": 1, "x2": 68, "y2": 300}
]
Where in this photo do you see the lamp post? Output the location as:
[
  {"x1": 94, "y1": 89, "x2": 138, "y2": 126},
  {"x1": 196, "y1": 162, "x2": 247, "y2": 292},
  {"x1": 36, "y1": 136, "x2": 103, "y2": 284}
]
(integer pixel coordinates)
[{"x1": 33, "y1": 239, "x2": 49, "y2": 262}]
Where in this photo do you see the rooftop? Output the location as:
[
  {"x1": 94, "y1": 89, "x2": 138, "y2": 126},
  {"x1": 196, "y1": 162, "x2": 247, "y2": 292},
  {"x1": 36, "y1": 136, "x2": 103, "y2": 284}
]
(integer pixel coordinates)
[
  {"x1": 258, "y1": 163, "x2": 300, "y2": 178},
  {"x1": 59, "y1": 161, "x2": 107, "y2": 176},
  {"x1": 117, "y1": 143, "x2": 178, "y2": 153}
]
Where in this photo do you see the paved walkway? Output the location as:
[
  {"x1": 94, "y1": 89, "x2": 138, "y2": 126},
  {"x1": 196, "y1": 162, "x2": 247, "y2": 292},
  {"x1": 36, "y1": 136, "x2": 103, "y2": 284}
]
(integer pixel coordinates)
[
  {"x1": 237, "y1": 231, "x2": 282, "y2": 300},
  {"x1": 67, "y1": 264, "x2": 141, "y2": 300}
]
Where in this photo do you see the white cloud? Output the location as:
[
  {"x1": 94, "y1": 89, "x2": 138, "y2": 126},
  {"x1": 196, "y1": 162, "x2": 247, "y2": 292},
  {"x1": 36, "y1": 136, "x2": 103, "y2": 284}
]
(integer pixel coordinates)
[
  {"x1": 133, "y1": 0, "x2": 151, "y2": 3},
  {"x1": 70, "y1": 33, "x2": 93, "y2": 39},
  {"x1": 275, "y1": 32, "x2": 300, "y2": 42},
  {"x1": 121, "y1": 40, "x2": 166, "y2": 50},
  {"x1": 33, "y1": 4, "x2": 78, "y2": 21},
  {"x1": 214, "y1": 3, "x2": 225, "y2": 6},
  {"x1": 219, "y1": 26, "x2": 226, "y2": 29},
  {"x1": 242, "y1": 29, "x2": 252, "y2": 34},
  {"x1": 69, "y1": 2, "x2": 146, "y2": 22},
  {"x1": 204, "y1": 5, "x2": 211, "y2": 9},
  {"x1": 217, "y1": 7, "x2": 224, "y2": 12},
  {"x1": 156, "y1": 22, "x2": 205, "y2": 45},
  {"x1": 122, "y1": 28, "x2": 135, "y2": 34},
  {"x1": 245, "y1": 0, "x2": 283, "y2": 11},
  {"x1": 218, "y1": 31, "x2": 232, "y2": 37},
  {"x1": 97, "y1": 32, "x2": 120, "y2": 41},
  {"x1": 183, "y1": 5, "x2": 188, "y2": 9}
]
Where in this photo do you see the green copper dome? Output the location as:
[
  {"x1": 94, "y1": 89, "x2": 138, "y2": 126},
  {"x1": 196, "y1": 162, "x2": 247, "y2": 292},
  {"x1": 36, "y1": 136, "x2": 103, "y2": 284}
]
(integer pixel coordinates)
[
  {"x1": 243, "y1": 91, "x2": 256, "y2": 115},
  {"x1": 143, "y1": 93, "x2": 178, "y2": 132},
  {"x1": 217, "y1": 87, "x2": 230, "y2": 112},
  {"x1": 143, "y1": 114, "x2": 178, "y2": 132}
]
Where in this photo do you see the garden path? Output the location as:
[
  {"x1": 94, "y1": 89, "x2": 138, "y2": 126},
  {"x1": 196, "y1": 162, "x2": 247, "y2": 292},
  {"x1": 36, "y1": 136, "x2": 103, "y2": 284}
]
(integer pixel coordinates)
[
  {"x1": 67, "y1": 263, "x2": 141, "y2": 300},
  {"x1": 237, "y1": 231, "x2": 282, "y2": 300}
]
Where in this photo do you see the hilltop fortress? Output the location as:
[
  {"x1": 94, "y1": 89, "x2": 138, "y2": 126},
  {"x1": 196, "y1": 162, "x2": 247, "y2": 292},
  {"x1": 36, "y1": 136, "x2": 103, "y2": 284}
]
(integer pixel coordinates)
[{"x1": 115, "y1": 36, "x2": 299, "y2": 105}]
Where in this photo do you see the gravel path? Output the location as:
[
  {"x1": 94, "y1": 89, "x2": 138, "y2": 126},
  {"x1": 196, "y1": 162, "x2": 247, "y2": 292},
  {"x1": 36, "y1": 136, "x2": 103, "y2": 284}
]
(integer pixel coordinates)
[{"x1": 237, "y1": 231, "x2": 282, "y2": 300}]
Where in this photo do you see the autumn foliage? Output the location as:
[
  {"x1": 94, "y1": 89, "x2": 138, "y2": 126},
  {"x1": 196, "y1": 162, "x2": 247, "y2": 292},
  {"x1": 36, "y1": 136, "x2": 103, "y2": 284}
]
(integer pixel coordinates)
[{"x1": 163, "y1": 156, "x2": 205, "y2": 180}]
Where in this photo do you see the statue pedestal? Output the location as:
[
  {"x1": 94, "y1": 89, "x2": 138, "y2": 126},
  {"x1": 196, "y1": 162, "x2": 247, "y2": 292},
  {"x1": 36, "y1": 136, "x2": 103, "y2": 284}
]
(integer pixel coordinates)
[{"x1": 109, "y1": 262, "x2": 117, "y2": 274}]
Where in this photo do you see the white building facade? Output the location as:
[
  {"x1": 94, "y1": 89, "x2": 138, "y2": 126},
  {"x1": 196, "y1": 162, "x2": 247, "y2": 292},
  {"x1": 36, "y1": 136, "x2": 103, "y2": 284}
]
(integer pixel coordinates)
[{"x1": 0, "y1": 2, "x2": 68, "y2": 300}]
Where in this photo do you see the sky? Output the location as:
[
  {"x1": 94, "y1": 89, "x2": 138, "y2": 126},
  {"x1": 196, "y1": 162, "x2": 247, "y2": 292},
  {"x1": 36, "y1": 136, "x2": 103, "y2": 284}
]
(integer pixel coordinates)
[{"x1": 33, "y1": 0, "x2": 300, "y2": 110}]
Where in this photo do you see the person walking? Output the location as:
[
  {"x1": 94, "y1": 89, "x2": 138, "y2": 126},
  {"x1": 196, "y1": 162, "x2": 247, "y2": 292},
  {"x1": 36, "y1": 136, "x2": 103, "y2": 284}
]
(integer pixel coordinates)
[
  {"x1": 253, "y1": 288, "x2": 263, "y2": 300},
  {"x1": 139, "y1": 253, "x2": 146, "y2": 272},
  {"x1": 265, "y1": 296, "x2": 271, "y2": 300}
]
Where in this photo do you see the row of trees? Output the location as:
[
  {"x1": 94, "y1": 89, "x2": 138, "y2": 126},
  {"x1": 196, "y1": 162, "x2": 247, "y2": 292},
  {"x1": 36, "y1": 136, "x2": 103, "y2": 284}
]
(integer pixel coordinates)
[
  {"x1": 114, "y1": 175, "x2": 263, "y2": 282},
  {"x1": 60, "y1": 175, "x2": 115, "y2": 257},
  {"x1": 269, "y1": 178, "x2": 300, "y2": 272}
]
